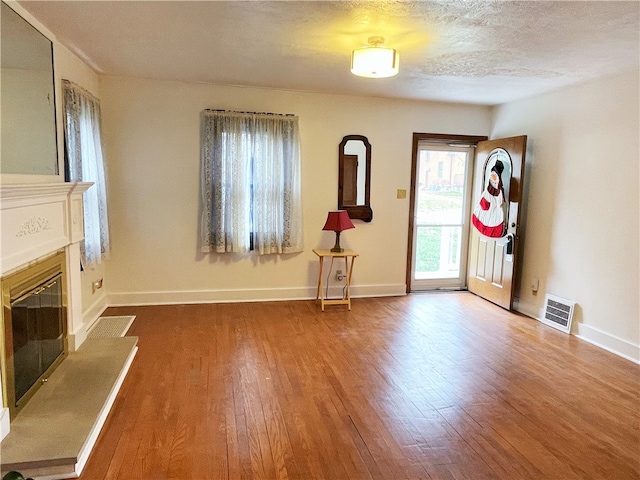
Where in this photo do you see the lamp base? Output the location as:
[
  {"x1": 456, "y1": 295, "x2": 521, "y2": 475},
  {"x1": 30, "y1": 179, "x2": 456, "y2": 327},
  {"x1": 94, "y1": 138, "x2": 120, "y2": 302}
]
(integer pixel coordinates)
[{"x1": 331, "y1": 231, "x2": 344, "y2": 253}]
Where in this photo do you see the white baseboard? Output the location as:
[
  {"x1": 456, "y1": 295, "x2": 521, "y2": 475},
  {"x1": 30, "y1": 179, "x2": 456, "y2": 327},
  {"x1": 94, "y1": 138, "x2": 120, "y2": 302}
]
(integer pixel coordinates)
[
  {"x1": 514, "y1": 302, "x2": 639, "y2": 364},
  {"x1": 84, "y1": 293, "x2": 109, "y2": 329},
  {"x1": 67, "y1": 295, "x2": 108, "y2": 351},
  {"x1": 352, "y1": 283, "x2": 407, "y2": 298},
  {"x1": 67, "y1": 325, "x2": 87, "y2": 353},
  {"x1": 574, "y1": 323, "x2": 640, "y2": 364},
  {"x1": 107, "y1": 283, "x2": 406, "y2": 306}
]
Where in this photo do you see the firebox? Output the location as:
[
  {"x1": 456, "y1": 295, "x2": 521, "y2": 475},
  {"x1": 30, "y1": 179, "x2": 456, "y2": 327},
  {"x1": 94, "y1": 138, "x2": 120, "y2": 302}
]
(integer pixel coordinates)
[{"x1": 1, "y1": 250, "x2": 67, "y2": 419}]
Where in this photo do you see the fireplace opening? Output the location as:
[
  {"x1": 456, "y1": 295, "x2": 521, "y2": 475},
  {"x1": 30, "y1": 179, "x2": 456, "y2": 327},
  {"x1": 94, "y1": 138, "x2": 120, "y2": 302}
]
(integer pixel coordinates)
[{"x1": 1, "y1": 251, "x2": 68, "y2": 419}]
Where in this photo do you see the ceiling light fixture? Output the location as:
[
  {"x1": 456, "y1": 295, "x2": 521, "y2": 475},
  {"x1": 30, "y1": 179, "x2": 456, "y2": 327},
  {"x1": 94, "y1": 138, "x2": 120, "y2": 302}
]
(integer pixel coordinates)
[{"x1": 351, "y1": 36, "x2": 399, "y2": 79}]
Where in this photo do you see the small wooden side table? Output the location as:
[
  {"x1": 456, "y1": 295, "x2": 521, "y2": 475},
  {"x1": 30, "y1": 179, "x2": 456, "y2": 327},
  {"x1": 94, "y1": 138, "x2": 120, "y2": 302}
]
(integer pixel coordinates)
[{"x1": 312, "y1": 249, "x2": 359, "y2": 311}]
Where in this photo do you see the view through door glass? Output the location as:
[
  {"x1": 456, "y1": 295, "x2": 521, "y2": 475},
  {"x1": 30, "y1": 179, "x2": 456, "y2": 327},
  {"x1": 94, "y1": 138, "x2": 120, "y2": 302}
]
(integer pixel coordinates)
[{"x1": 411, "y1": 143, "x2": 474, "y2": 290}]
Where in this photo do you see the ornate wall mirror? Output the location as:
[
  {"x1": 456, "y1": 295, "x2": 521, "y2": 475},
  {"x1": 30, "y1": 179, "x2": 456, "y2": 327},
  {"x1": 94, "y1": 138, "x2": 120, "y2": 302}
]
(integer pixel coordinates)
[
  {"x1": 338, "y1": 135, "x2": 372, "y2": 222},
  {"x1": 1, "y1": 1, "x2": 58, "y2": 176}
]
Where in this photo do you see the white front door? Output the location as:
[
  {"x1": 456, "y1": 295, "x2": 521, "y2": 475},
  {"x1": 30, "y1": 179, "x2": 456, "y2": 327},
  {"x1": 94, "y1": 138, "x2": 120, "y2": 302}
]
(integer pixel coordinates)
[{"x1": 467, "y1": 136, "x2": 527, "y2": 309}]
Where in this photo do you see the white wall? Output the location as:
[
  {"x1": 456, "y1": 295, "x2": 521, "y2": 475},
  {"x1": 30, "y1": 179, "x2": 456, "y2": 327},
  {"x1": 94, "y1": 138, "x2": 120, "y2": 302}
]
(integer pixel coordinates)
[
  {"x1": 99, "y1": 76, "x2": 491, "y2": 305},
  {"x1": 492, "y1": 69, "x2": 640, "y2": 362}
]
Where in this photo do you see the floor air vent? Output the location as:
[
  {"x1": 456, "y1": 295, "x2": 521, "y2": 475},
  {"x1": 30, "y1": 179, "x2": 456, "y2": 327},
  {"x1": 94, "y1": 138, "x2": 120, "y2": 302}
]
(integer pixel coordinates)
[{"x1": 541, "y1": 294, "x2": 575, "y2": 334}]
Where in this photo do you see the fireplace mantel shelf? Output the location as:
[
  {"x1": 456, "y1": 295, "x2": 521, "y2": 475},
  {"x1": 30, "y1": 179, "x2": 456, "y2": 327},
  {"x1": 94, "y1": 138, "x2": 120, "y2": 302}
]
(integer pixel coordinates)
[
  {"x1": 0, "y1": 181, "x2": 93, "y2": 277},
  {"x1": 0, "y1": 181, "x2": 92, "y2": 200}
]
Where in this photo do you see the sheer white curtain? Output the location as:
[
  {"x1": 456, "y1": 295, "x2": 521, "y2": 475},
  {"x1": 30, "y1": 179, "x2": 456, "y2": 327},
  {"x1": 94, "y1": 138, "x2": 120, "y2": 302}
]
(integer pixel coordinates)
[
  {"x1": 200, "y1": 110, "x2": 303, "y2": 254},
  {"x1": 63, "y1": 79, "x2": 110, "y2": 267}
]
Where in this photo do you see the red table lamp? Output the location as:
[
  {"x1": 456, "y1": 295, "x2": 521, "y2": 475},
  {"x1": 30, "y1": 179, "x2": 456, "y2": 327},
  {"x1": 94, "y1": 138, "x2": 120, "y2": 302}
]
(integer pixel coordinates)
[{"x1": 322, "y1": 210, "x2": 355, "y2": 252}]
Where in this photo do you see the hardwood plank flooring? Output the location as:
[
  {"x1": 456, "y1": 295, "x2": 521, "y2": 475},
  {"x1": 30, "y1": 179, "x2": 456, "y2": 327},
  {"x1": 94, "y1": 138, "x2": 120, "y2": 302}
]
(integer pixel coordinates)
[{"x1": 76, "y1": 293, "x2": 640, "y2": 480}]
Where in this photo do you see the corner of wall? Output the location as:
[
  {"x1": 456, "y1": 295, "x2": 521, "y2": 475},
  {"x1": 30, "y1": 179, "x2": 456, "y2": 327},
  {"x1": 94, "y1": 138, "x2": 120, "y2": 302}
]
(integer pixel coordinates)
[
  {"x1": 68, "y1": 326, "x2": 87, "y2": 352},
  {"x1": 513, "y1": 296, "x2": 543, "y2": 321},
  {"x1": 69, "y1": 292, "x2": 108, "y2": 351}
]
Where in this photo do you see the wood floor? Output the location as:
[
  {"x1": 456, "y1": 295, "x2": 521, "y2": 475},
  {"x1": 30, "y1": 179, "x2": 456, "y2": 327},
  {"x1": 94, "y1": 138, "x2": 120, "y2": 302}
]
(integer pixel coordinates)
[{"x1": 77, "y1": 293, "x2": 640, "y2": 480}]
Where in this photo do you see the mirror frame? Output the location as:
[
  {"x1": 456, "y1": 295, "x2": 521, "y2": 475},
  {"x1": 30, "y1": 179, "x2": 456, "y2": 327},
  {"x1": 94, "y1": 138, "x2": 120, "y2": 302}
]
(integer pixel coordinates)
[{"x1": 338, "y1": 134, "x2": 373, "y2": 222}]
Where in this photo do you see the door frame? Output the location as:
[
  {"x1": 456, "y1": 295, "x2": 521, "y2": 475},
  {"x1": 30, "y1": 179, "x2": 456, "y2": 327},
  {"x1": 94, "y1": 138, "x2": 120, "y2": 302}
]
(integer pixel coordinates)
[{"x1": 406, "y1": 133, "x2": 488, "y2": 293}]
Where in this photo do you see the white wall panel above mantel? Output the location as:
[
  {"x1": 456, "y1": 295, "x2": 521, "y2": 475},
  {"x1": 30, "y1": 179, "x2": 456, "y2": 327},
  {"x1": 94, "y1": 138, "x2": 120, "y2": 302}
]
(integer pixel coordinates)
[{"x1": 0, "y1": 182, "x2": 93, "y2": 276}]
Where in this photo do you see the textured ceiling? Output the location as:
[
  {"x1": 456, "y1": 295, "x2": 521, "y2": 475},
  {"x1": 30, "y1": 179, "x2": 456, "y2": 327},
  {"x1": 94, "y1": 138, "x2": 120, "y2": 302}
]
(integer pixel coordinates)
[{"x1": 16, "y1": 0, "x2": 640, "y2": 105}]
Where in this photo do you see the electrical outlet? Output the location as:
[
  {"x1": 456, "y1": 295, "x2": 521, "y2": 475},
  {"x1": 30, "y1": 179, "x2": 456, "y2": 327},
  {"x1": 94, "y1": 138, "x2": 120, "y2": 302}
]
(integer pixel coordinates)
[
  {"x1": 335, "y1": 270, "x2": 346, "y2": 281},
  {"x1": 92, "y1": 278, "x2": 103, "y2": 294},
  {"x1": 531, "y1": 278, "x2": 539, "y2": 293}
]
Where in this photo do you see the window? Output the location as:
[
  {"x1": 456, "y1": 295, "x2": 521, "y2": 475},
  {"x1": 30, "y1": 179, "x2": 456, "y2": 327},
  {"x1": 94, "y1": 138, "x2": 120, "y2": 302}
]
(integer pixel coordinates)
[
  {"x1": 62, "y1": 79, "x2": 110, "y2": 267},
  {"x1": 200, "y1": 110, "x2": 303, "y2": 255}
]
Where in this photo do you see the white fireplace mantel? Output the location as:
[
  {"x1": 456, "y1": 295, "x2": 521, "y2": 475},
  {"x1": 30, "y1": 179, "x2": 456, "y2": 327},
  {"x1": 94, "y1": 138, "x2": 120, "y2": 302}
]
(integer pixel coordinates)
[{"x1": 1, "y1": 182, "x2": 93, "y2": 276}]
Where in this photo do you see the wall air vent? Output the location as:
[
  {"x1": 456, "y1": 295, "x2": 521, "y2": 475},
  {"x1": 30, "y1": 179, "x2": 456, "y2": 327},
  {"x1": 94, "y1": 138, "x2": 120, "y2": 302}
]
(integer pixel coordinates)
[{"x1": 541, "y1": 294, "x2": 576, "y2": 334}]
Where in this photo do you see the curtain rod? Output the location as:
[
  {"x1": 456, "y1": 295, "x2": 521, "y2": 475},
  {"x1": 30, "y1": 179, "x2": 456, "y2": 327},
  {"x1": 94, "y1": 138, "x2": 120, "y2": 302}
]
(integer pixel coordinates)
[
  {"x1": 62, "y1": 78, "x2": 102, "y2": 105},
  {"x1": 204, "y1": 109, "x2": 295, "y2": 117}
]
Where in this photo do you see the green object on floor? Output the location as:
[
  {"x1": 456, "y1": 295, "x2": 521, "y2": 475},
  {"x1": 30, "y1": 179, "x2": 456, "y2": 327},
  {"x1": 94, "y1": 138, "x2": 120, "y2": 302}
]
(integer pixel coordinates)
[{"x1": 3, "y1": 472, "x2": 32, "y2": 480}]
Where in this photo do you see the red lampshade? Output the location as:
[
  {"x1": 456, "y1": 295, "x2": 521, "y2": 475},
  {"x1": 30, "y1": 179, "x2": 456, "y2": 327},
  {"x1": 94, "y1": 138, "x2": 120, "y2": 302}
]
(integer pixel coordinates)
[{"x1": 322, "y1": 210, "x2": 355, "y2": 232}]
